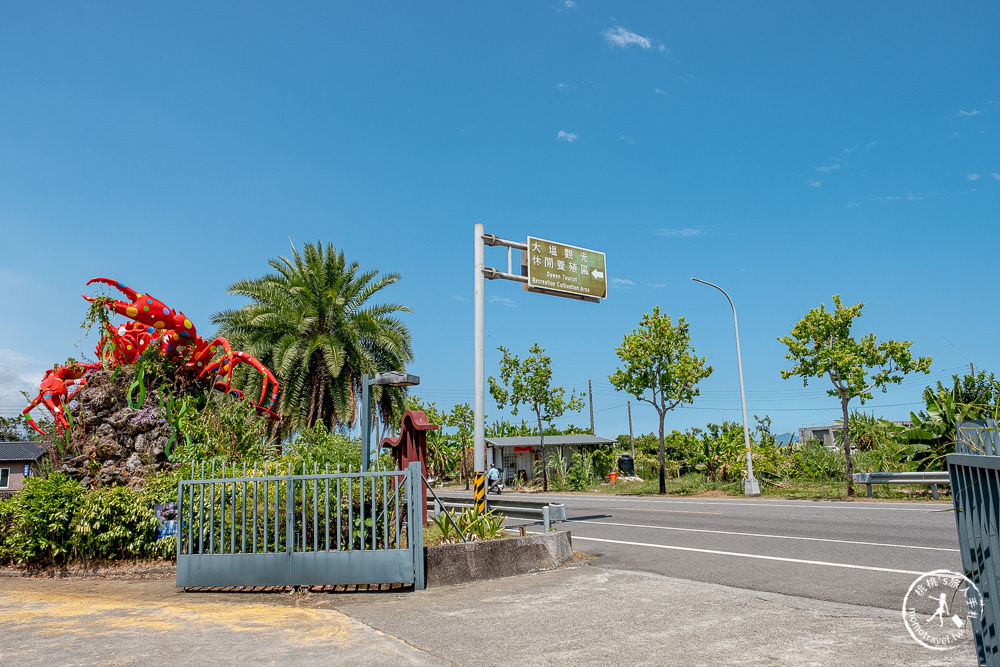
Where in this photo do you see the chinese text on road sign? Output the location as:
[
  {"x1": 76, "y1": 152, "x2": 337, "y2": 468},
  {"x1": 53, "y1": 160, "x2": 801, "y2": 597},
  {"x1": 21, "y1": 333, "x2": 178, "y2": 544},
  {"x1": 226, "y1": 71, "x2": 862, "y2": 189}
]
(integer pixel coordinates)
[{"x1": 525, "y1": 236, "x2": 607, "y2": 299}]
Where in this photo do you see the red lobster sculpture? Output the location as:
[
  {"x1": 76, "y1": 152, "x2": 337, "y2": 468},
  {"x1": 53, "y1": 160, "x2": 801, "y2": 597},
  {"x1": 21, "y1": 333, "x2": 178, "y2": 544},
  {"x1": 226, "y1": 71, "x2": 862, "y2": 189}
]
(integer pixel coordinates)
[{"x1": 23, "y1": 277, "x2": 281, "y2": 435}]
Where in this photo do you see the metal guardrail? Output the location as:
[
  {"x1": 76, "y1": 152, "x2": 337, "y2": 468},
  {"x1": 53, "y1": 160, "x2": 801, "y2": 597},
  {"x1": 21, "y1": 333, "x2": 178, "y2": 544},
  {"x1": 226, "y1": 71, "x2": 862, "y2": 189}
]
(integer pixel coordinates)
[
  {"x1": 851, "y1": 471, "x2": 950, "y2": 500},
  {"x1": 427, "y1": 493, "x2": 565, "y2": 532}
]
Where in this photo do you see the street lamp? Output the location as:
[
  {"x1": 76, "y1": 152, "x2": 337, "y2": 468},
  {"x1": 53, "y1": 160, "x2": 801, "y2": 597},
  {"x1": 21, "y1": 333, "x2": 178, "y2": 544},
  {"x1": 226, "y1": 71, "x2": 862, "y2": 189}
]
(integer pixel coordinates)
[
  {"x1": 691, "y1": 278, "x2": 761, "y2": 496},
  {"x1": 361, "y1": 371, "x2": 420, "y2": 472}
]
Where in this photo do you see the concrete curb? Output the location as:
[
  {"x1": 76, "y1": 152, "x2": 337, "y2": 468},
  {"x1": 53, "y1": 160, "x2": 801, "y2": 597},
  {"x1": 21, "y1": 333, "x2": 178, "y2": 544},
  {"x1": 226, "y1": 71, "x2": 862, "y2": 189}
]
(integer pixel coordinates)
[{"x1": 425, "y1": 530, "x2": 572, "y2": 588}]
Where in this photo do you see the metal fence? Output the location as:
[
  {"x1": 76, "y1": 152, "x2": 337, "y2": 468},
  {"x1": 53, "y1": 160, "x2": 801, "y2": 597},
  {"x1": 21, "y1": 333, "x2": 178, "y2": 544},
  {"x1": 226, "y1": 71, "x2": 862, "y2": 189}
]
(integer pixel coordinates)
[
  {"x1": 949, "y1": 420, "x2": 1000, "y2": 665},
  {"x1": 176, "y1": 460, "x2": 424, "y2": 589}
]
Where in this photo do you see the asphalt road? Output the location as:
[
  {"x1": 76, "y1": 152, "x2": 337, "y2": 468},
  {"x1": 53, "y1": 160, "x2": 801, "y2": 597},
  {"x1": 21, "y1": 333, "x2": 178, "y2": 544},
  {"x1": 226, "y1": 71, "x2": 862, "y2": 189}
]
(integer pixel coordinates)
[{"x1": 493, "y1": 491, "x2": 963, "y2": 611}]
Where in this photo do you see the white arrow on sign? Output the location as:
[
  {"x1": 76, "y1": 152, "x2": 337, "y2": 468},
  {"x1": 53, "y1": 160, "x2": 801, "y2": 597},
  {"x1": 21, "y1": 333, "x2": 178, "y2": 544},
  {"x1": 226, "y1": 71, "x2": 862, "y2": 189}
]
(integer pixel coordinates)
[{"x1": 590, "y1": 269, "x2": 604, "y2": 280}]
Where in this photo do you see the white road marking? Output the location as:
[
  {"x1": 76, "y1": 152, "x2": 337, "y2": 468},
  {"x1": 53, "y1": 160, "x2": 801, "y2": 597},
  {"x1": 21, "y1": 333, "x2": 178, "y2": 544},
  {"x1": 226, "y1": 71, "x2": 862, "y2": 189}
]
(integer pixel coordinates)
[
  {"x1": 571, "y1": 535, "x2": 926, "y2": 576},
  {"x1": 538, "y1": 494, "x2": 949, "y2": 512},
  {"x1": 569, "y1": 519, "x2": 959, "y2": 552}
]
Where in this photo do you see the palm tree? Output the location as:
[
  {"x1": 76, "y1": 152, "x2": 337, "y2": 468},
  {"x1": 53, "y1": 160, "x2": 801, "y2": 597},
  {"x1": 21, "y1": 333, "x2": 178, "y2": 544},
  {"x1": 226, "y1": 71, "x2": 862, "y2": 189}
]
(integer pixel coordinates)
[{"x1": 212, "y1": 241, "x2": 413, "y2": 435}]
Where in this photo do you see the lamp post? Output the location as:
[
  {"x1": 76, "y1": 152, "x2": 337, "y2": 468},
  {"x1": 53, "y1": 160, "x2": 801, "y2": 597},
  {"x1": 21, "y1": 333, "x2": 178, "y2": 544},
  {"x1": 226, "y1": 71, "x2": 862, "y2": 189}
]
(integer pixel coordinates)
[
  {"x1": 691, "y1": 278, "x2": 761, "y2": 496},
  {"x1": 361, "y1": 371, "x2": 420, "y2": 472}
]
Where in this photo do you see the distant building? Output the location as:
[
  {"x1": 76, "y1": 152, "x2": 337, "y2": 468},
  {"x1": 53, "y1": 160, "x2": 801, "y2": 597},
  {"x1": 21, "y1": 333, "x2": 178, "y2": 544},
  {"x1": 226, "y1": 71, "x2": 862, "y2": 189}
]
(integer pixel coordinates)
[
  {"x1": 0, "y1": 441, "x2": 48, "y2": 498},
  {"x1": 798, "y1": 420, "x2": 911, "y2": 449},
  {"x1": 485, "y1": 434, "x2": 615, "y2": 484}
]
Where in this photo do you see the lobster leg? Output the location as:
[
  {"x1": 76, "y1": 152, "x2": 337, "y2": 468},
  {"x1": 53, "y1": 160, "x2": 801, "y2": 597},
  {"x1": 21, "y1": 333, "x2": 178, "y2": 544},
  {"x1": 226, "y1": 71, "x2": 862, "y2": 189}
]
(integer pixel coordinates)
[
  {"x1": 23, "y1": 376, "x2": 71, "y2": 435},
  {"x1": 23, "y1": 363, "x2": 103, "y2": 435},
  {"x1": 199, "y1": 338, "x2": 281, "y2": 421},
  {"x1": 22, "y1": 393, "x2": 51, "y2": 436}
]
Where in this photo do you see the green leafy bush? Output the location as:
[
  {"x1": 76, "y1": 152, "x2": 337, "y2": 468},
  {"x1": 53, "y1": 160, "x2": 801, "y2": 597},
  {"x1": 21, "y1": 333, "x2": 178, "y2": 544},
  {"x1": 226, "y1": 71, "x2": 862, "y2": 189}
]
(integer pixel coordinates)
[
  {"x1": 789, "y1": 441, "x2": 843, "y2": 480},
  {"x1": 73, "y1": 485, "x2": 159, "y2": 559},
  {"x1": 0, "y1": 474, "x2": 175, "y2": 566},
  {"x1": 282, "y1": 423, "x2": 362, "y2": 470},
  {"x1": 0, "y1": 499, "x2": 15, "y2": 562},
  {"x1": 566, "y1": 455, "x2": 594, "y2": 491},
  {"x1": 7, "y1": 473, "x2": 86, "y2": 564},
  {"x1": 592, "y1": 448, "x2": 614, "y2": 479}
]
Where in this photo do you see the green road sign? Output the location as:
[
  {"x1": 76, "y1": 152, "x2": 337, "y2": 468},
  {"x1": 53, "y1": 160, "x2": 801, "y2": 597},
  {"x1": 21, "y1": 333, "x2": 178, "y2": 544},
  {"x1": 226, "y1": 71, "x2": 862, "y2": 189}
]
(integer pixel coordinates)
[{"x1": 525, "y1": 236, "x2": 607, "y2": 300}]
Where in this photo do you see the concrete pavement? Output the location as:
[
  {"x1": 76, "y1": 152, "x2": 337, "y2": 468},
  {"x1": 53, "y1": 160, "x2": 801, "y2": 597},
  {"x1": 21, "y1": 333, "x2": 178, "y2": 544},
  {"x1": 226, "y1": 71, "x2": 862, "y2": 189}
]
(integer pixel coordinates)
[{"x1": 0, "y1": 561, "x2": 977, "y2": 665}]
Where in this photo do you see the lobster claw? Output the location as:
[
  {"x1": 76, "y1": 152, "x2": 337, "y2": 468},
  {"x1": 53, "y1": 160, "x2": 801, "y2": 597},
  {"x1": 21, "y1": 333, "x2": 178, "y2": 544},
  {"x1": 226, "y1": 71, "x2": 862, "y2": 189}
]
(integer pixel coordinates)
[
  {"x1": 83, "y1": 277, "x2": 197, "y2": 339},
  {"x1": 84, "y1": 277, "x2": 138, "y2": 304}
]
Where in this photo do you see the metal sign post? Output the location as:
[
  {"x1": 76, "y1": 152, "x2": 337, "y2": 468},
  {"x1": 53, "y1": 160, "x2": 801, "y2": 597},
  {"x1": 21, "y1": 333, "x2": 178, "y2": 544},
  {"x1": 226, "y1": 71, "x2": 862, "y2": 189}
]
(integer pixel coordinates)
[{"x1": 474, "y1": 225, "x2": 606, "y2": 510}]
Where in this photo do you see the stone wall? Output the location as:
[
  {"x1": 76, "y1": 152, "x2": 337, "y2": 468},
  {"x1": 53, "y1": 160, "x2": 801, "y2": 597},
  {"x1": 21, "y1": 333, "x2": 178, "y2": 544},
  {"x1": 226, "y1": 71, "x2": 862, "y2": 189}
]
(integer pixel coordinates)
[{"x1": 57, "y1": 369, "x2": 184, "y2": 489}]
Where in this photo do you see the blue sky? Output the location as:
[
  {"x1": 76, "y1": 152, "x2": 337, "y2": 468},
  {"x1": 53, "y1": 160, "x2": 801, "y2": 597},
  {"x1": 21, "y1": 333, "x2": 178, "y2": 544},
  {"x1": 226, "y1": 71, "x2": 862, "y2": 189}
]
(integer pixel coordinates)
[{"x1": 1, "y1": 2, "x2": 998, "y2": 440}]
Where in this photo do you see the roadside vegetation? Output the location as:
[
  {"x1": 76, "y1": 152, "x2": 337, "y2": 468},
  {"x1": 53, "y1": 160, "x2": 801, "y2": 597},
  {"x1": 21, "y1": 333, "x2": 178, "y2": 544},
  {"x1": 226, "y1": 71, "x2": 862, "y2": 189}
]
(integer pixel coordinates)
[{"x1": 3, "y1": 247, "x2": 997, "y2": 566}]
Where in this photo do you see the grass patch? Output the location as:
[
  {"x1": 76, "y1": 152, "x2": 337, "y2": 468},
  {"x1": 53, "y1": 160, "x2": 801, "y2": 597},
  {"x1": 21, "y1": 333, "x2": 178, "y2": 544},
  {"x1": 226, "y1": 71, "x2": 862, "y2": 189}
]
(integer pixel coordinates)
[{"x1": 567, "y1": 472, "x2": 951, "y2": 501}]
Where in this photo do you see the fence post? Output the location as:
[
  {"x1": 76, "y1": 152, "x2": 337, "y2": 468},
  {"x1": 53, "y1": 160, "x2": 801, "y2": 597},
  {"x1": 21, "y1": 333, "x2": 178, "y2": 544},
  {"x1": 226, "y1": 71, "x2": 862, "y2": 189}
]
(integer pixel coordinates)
[
  {"x1": 285, "y1": 474, "x2": 295, "y2": 555},
  {"x1": 408, "y1": 461, "x2": 425, "y2": 590}
]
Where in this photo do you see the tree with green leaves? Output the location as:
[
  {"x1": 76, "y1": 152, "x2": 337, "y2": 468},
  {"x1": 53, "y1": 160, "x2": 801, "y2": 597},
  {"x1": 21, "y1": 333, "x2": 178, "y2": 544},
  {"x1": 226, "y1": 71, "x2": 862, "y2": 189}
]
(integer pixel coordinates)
[
  {"x1": 0, "y1": 415, "x2": 32, "y2": 441},
  {"x1": 212, "y1": 240, "x2": 413, "y2": 436},
  {"x1": 488, "y1": 343, "x2": 583, "y2": 492},
  {"x1": 778, "y1": 295, "x2": 932, "y2": 496},
  {"x1": 609, "y1": 307, "x2": 713, "y2": 493},
  {"x1": 447, "y1": 402, "x2": 475, "y2": 490}
]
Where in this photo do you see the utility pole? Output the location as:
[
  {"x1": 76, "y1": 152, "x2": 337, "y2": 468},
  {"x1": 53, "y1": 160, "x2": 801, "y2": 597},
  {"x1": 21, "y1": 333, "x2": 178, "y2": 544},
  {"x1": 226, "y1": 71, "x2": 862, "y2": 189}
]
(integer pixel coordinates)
[
  {"x1": 589, "y1": 379, "x2": 595, "y2": 435},
  {"x1": 628, "y1": 400, "x2": 634, "y2": 458}
]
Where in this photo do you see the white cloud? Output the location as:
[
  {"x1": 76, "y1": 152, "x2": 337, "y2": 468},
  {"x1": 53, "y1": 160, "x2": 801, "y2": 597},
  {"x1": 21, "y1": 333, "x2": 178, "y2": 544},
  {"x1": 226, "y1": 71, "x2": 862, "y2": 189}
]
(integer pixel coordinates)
[
  {"x1": 611, "y1": 278, "x2": 634, "y2": 289},
  {"x1": 992, "y1": 173, "x2": 1000, "y2": 181},
  {"x1": 488, "y1": 296, "x2": 516, "y2": 307},
  {"x1": 556, "y1": 130, "x2": 579, "y2": 143},
  {"x1": 968, "y1": 173, "x2": 981, "y2": 181},
  {"x1": 563, "y1": 0, "x2": 576, "y2": 7},
  {"x1": 814, "y1": 163, "x2": 841, "y2": 173},
  {"x1": 602, "y1": 26, "x2": 656, "y2": 50},
  {"x1": 0, "y1": 348, "x2": 47, "y2": 417},
  {"x1": 957, "y1": 109, "x2": 981, "y2": 118},
  {"x1": 654, "y1": 88, "x2": 667, "y2": 95},
  {"x1": 556, "y1": 82, "x2": 570, "y2": 92},
  {"x1": 619, "y1": 135, "x2": 634, "y2": 144},
  {"x1": 808, "y1": 181, "x2": 822, "y2": 188},
  {"x1": 876, "y1": 192, "x2": 927, "y2": 202},
  {"x1": 655, "y1": 227, "x2": 704, "y2": 238},
  {"x1": 452, "y1": 295, "x2": 468, "y2": 302},
  {"x1": 647, "y1": 283, "x2": 666, "y2": 289}
]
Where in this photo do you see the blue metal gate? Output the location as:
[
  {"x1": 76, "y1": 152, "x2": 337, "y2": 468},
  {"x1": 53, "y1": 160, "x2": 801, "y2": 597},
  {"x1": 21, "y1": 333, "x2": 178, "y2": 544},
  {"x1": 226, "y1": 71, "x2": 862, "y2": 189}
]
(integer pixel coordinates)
[
  {"x1": 176, "y1": 461, "x2": 424, "y2": 589},
  {"x1": 949, "y1": 420, "x2": 1000, "y2": 665}
]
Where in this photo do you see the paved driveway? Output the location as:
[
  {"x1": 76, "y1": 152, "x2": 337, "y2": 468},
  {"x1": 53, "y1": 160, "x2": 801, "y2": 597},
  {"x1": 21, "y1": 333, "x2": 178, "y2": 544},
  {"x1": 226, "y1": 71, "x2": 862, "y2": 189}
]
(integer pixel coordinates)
[
  {"x1": 0, "y1": 576, "x2": 445, "y2": 665},
  {"x1": 0, "y1": 563, "x2": 978, "y2": 666}
]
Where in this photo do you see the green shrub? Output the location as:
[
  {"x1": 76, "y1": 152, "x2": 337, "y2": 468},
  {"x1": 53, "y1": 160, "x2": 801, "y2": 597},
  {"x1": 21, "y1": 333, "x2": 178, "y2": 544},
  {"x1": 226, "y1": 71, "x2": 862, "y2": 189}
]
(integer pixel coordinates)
[
  {"x1": 566, "y1": 455, "x2": 594, "y2": 491},
  {"x1": 592, "y1": 448, "x2": 614, "y2": 479},
  {"x1": 9, "y1": 473, "x2": 86, "y2": 564},
  {"x1": 790, "y1": 441, "x2": 843, "y2": 480},
  {"x1": 72, "y1": 485, "x2": 160, "y2": 560},
  {"x1": 283, "y1": 423, "x2": 362, "y2": 471},
  {"x1": 0, "y1": 499, "x2": 15, "y2": 564}
]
